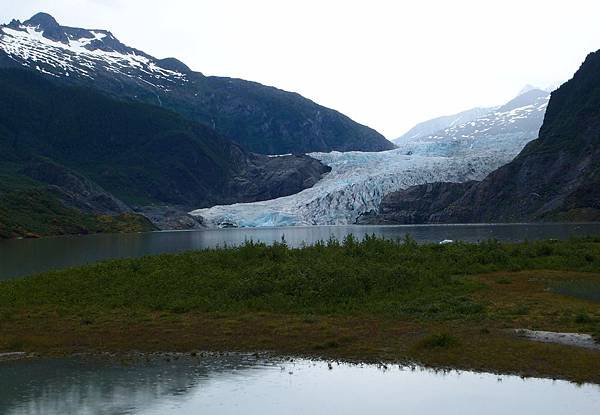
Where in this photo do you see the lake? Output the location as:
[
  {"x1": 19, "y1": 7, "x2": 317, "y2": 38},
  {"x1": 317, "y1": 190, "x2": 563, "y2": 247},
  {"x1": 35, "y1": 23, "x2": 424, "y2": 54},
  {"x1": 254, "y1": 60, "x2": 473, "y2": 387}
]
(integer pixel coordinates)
[
  {"x1": 2, "y1": 223, "x2": 600, "y2": 280},
  {"x1": 0, "y1": 354, "x2": 598, "y2": 415}
]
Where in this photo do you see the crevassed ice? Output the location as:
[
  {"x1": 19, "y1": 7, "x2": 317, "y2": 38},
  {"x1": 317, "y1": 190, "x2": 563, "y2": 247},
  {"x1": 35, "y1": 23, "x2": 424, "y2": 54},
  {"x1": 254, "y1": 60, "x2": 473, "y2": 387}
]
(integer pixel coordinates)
[{"x1": 191, "y1": 149, "x2": 515, "y2": 228}]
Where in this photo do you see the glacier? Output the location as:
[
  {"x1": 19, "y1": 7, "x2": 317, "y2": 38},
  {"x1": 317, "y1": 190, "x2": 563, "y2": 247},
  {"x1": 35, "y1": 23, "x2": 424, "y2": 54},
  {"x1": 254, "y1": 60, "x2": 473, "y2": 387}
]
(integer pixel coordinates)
[
  {"x1": 191, "y1": 90, "x2": 550, "y2": 228},
  {"x1": 192, "y1": 150, "x2": 516, "y2": 228}
]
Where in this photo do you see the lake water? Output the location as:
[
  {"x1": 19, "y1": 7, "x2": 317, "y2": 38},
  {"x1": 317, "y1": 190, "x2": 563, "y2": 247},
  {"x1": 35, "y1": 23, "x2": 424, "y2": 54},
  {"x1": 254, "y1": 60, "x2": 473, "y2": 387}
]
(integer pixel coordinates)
[
  {"x1": 0, "y1": 355, "x2": 598, "y2": 415},
  {"x1": 2, "y1": 223, "x2": 600, "y2": 280}
]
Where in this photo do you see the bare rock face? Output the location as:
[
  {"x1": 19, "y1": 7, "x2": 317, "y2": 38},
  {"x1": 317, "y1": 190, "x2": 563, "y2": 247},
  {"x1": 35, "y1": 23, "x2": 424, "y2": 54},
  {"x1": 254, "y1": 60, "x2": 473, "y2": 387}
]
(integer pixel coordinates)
[
  {"x1": 360, "y1": 181, "x2": 477, "y2": 224},
  {"x1": 227, "y1": 154, "x2": 331, "y2": 203},
  {"x1": 21, "y1": 160, "x2": 131, "y2": 215},
  {"x1": 369, "y1": 49, "x2": 600, "y2": 224},
  {"x1": 134, "y1": 206, "x2": 205, "y2": 230}
]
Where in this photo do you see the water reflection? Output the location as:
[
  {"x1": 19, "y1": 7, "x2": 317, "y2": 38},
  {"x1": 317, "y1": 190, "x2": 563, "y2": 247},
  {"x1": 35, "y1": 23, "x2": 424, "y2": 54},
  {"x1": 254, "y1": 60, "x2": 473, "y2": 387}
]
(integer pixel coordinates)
[
  {"x1": 2, "y1": 223, "x2": 600, "y2": 280},
  {"x1": 0, "y1": 354, "x2": 276, "y2": 415},
  {"x1": 0, "y1": 356, "x2": 598, "y2": 415}
]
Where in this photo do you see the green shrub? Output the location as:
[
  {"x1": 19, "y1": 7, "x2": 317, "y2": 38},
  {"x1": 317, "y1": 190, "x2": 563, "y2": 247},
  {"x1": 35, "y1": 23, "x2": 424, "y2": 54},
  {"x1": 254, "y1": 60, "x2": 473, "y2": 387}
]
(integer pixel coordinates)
[{"x1": 575, "y1": 312, "x2": 593, "y2": 324}]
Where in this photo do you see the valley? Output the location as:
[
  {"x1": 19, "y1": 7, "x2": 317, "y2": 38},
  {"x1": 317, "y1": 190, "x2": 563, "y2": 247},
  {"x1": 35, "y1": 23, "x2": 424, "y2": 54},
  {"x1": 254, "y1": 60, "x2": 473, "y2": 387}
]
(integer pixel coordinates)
[
  {"x1": 193, "y1": 88, "x2": 549, "y2": 227},
  {"x1": 0, "y1": 6, "x2": 600, "y2": 414}
]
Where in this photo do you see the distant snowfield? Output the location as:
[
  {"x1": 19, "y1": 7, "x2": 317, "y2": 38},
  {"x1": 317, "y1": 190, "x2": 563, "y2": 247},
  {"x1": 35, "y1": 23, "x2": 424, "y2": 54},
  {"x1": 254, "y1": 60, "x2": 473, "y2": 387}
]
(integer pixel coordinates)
[{"x1": 192, "y1": 95, "x2": 549, "y2": 228}]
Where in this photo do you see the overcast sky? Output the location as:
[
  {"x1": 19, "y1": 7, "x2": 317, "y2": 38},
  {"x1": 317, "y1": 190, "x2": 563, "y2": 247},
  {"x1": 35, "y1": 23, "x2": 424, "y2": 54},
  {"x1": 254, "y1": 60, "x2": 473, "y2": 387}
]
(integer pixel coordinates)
[{"x1": 3, "y1": 0, "x2": 600, "y2": 138}]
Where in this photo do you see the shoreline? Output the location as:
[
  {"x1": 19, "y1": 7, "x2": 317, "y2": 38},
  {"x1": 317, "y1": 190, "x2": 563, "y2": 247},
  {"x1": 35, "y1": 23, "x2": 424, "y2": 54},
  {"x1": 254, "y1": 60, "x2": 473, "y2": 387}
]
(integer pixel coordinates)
[
  {"x1": 3, "y1": 349, "x2": 599, "y2": 388},
  {"x1": 1, "y1": 306, "x2": 599, "y2": 384},
  {"x1": 3, "y1": 220, "x2": 600, "y2": 241}
]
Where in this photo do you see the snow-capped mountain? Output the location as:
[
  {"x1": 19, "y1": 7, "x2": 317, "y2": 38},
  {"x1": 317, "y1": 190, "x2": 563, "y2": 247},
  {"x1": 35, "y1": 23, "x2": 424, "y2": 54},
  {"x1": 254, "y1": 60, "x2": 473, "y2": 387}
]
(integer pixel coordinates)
[
  {"x1": 0, "y1": 13, "x2": 393, "y2": 155},
  {"x1": 394, "y1": 89, "x2": 550, "y2": 157},
  {"x1": 395, "y1": 86, "x2": 552, "y2": 146},
  {"x1": 0, "y1": 13, "x2": 188, "y2": 90},
  {"x1": 394, "y1": 106, "x2": 495, "y2": 143},
  {"x1": 192, "y1": 89, "x2": 550, "y2": 228}
]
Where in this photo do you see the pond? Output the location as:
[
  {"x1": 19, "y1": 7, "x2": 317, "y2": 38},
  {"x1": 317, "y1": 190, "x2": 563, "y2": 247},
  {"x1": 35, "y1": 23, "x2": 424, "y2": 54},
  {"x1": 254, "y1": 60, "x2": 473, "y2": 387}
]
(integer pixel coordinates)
[
  {"x1": 0, "y1": 355, "x2": 598, "y2": 415},
  {"x1": 2, "y1": 223, "x2": 600, "y2": 280}
]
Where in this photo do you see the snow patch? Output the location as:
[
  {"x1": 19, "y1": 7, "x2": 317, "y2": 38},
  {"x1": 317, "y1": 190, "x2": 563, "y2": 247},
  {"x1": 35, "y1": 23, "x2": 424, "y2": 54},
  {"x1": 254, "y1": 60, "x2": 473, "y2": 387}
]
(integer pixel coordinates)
[{"x1": 0, "y1": 25, "x2": 186, "y2": 84}]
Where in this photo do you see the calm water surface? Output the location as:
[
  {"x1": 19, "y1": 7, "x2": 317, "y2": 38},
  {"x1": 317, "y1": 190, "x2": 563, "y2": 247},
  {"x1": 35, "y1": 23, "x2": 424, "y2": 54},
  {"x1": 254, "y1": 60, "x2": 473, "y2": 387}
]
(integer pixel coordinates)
[
  {"x1": 0, "y1": 355, "x2": 598, "y2": 415},
  {"x1": 2, "y1": 223, "x2": 600, "y2": 280}
]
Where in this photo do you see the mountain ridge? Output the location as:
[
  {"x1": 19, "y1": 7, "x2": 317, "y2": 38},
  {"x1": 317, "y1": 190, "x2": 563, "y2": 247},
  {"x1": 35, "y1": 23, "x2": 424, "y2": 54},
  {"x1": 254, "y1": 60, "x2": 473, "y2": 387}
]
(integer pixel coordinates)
[
  {"x1": 394, "y1": 106, "x2": 494, "y2": 144},
  {"x1": 0, "y1": 68, "x2": 330, "y2": 237},
  {"x1": 395, "y1": 87, "x2": 552, "y2": 146},
  {"x1": 0, "y1": 13, "x2": 394, "y2": 154},
  {"x1": 393, "y1": 89, "x2": 549, "y2": 159}
]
